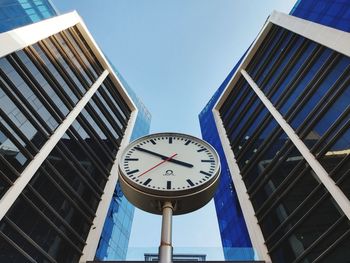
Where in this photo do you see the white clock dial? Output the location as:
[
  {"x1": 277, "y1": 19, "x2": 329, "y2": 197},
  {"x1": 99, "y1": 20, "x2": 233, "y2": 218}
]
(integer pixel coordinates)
[
  {"x1": 119, "y1": 133, "x2": 219, "y2": 196},
  {"x1": 118, "y1": 132, "x2": 220, "y2": 214}
]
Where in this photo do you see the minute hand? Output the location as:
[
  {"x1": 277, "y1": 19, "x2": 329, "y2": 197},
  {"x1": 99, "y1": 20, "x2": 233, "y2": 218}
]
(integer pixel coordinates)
[{"x1": 134, "y1": 147, "x2": 193, "y2": 168}]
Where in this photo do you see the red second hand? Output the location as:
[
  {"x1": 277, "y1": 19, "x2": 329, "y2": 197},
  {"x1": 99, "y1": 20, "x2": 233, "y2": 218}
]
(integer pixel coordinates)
[{"x1": 138, "y1": 153, "x2": 178, "y2": 177}]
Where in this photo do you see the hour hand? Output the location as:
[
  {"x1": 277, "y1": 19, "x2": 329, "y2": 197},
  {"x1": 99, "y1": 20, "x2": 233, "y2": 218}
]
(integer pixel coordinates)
[{"x1": 134, "y1": 147, "x2": 193, "y2": 168}]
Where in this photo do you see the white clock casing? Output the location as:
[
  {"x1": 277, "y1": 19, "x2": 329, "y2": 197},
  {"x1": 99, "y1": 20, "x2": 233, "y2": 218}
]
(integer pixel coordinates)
[{"x1": 118, "y1": 132, "x2": 220, "y2": 215}]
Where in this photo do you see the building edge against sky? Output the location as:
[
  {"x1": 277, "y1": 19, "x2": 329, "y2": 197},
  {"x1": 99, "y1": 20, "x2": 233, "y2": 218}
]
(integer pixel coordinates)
[
  {"x1": 1, "y1": 0, "x2": 151, "y2": 260},
  {"x1": 199, "y1": 0, "x2": 350, "y2": 261},
  {"x1": 0, "y1": 1, "x2": 151, "y2": 261},
  {"x1": 199, "y1": 55, "x2": 254, "y2": 261},
  {"x1": 95, "y1": 65, "x2": 151, "y2": 260}
]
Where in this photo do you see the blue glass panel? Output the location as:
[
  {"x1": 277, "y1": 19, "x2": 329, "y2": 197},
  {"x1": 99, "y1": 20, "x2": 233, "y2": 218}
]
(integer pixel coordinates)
[
  {"x1": 255, "y1": 32, "x2": 294, "y2": 87},
  {"x1": 0, "y1": 0, "x2": 57, "y2": 33},
  {"x1": 95, "y1": 66, "x2": 151, "y2": 260},
  {"x1": 290, "y1": 56, "x2": 350, "y2": 130},
  {"x1": 270, "y1": 42, "x2": 317, "y2": 104},
  {"x1": 199, "y1": 53, "x2": 253, "y2": 261},
  {"x1": 279, "y1": 48, "x2": 332, "y2": 116},
  {"x1": 291, "y1": 0, "x2": 350, "y2": 33},
  {"x1": 262, "y1": 36, "x2": 304, "y2": 94}
]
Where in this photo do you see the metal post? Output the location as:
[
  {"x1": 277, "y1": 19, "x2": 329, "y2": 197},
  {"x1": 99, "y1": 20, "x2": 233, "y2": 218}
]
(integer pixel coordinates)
[{"x1": 159, "y1": 201, "x2": 173, "y2": 263}]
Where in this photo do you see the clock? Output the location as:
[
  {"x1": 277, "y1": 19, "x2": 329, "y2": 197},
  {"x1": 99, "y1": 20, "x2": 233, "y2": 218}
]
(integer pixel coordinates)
[{"x1": 118, "y1": 132, "x2": 220, "y2": 215}]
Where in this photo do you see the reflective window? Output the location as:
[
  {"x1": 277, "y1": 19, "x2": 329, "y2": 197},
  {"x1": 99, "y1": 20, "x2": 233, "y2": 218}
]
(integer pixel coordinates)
[
  {"x1": 0, "y1": 219, "x2": 50, "y2": 262},
  {"x1": 290, "y1": 56, "x2": 350, "y2": 130},
  {"x1": 70, "y1": 26, "x2": 104, "y2": 75},
  {"x1": 46, "y1": 146, "x2": 100, "y2": 212},
  {"x1": 221, "y1": 78, "x2": 251, "y2": 123},
  {"x1": 43, "y1": 39, "x2": 85, "y2": 96},
  {"x1": 54, "y1": 34, "x2": 93, "y2": 87},
  {"x1": 270, "y1": 196, "x2": 343, "y2": 263},
  {"x1": 247, "y1": 26, "x2": 285, "y2": 79},
  {"x1": 14, "y1": 50, "x2": 69, "y2": 116},
  {"x1": 303, "y1": 82, "x2": 350, "y2": 153},
  {"x1": 88, "y1": 99, "x2": 120, "y2": 141},
  {"x1": 5, "y1": 196, "x2": 82, "y2": 262},
  {"x1": 95, "y1": 90, "x2": 123, "y2": 129},
  {"x1": 63, "y1": 30, "x2": 99, "y2": 80},
  {"x1": 279, "y1": 48, "x2": 333, "y2": 116},
  {"x1": 250, "y1": 145, "x2": 304, "y2": 209},
  {"x1": 318, "y1": 234, "x2": 350, "y2": 263},
  {"x1": 0, "y1": 0, "x2": 57, "y2": 33},
  {"x1": 242, "y1": 131, "x2": 290, "y2": 187},
  {"x1": 102, "y1": 79, "x2": 129, "y2": 120},
  {"x1": 70, "y1": 121, "x2": 113, "y2": 171},
  {"x1": 226, "y1": 91, "x2": 256, "y2": 140},
  {"x1": 270, "y1": 42, "x2": 318, "y2": 104},
  {"x1": 61, "y1": 132, "x2": 108, "y2": 189},
  {"x1": 33, "y1": 168, "x2": 92, "y2": 238},
  {"x1": 23, "y1": 186, "x2": 87, "y2": 248},
  {"x1": 260, "y1": 168, "x2": 321, "y2": 242},
  {"x1": 302, "y1": 218, "x2": 349, "y2": 263},
  {"x1": 0, "y1": 129, "x2": 28, "y2": 173},
  {"x1": 0, "y1": 58, "x2": 58, "y2": 131},
  {"x1": 260, "y1": 36, "x2": 305, "y2": 94},
  {"x1": 233, "y1": 106, "x2": 268, "y2": 156},
  {"x1": 237, "y1": 116, "x2": 278, "y2": 170},
  {"x1": 0, "y1": 91, "x2": 45, "y2": 152},
  {"x1": 255, "y1": 32, "x2": 294, "y2": 87}
]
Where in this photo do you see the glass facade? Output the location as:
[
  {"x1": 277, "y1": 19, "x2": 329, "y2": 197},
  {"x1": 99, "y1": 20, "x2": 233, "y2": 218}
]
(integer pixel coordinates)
[
  {"x1": 0, "y1": 2, "x2": 151, "y2": 261},
  {"x1": 0, "y1": 20, "x2": 135, "y2": 262},
  {"x1": 199, "y1": 56, "x2": 254, "y2": 260},
  {"x1": 0, "y1": 0, "x2": 58, "y2": 33},
  {"x1": 200, "y1": 1, "x2": 350, "y2": 261},
  {"x1": 216, "y1": 17, "x2": 350, "y2": 263},
  {"x1": 291, "y1": 0, "x2": 350, "y2": 32},
  {"x1": 95, "y1": 69, "x2": 151, "y2": 260}
]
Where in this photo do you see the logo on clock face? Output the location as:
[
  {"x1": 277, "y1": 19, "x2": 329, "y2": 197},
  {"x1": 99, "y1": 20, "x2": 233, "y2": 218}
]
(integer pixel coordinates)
[{"x1": 164, "y1": 170, "x2": 174, "y2": 176}]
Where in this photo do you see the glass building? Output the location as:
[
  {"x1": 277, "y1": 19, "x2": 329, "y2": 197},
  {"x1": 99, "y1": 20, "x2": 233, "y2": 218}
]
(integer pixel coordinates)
[
  {"x1": 0, "y1": 0, "x2": 58, "y2": 32},
  {"x1": 210, "y1": 9, "x2": 350, "y2": 263},
  {"x1": 0, "y1": 12, "x2": 140, "y2": 262},
  {"x1": 95, "y1": 69, "x2": 151, "y2": 260},
  {"x1": 0, "y1": 1, "x2": 151, "y2": 260},
  {"x1": 200, "y1": 0, "x2": 350, "y2": 261},
  {"x1": 199, "y1": 56, "x2": 254, "y2": 261}
]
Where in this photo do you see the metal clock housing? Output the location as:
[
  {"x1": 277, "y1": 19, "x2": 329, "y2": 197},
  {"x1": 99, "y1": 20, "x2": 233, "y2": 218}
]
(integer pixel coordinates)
[{"x1": 118, "y1": 132, "x2": 220, "y2": 215}]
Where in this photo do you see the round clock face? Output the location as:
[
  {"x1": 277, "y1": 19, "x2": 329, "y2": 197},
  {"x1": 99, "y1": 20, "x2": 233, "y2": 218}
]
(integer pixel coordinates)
[{"x1": 119, "y1": 133, "x2": 220, "y2": 197}]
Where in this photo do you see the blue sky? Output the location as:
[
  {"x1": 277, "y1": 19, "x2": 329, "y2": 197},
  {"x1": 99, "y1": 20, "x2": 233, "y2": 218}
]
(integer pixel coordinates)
[{"x1": 55, "y1": 0, "x2": 296, "y2": 260}]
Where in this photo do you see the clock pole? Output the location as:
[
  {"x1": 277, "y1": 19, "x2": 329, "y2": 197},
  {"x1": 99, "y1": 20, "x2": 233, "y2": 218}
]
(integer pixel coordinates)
[{"x1": 159, "y1": 201, "x2": 173, "y2": 263}]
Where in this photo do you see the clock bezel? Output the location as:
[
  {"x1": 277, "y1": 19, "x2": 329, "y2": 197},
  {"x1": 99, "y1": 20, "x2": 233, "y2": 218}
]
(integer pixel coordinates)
[{"x1": 118, "y1": 132, "x2": 221, "y2": 214}]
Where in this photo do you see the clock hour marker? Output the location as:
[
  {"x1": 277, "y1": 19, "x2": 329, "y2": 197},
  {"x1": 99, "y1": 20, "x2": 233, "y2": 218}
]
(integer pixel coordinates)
[
  {"x1": 167, "y1": 181, "x2": 171, "y2": 189},
  {"x1": 169, "y1": 137, "x2": 173, "y2": 144},
  {"x1": 150, "y1": 139, "x2": 156, "y2": 145},
  {"x1": 127, "y1": 169, "x2": 139, "y2": 175},
  {"x1": 143, "y1": 178, "x2": 152, "y2": 186},
  {"x1": 200, "y1": 171, "x2": 211, "y2": 176},
  {"x1": 201, "y1": 160, "x2": 215, "y2": 163},
  {"x1": 197, "y1": 148, "x2": 206, "y2": 152},
  {"x1": 185, "y1": 140, "x2": 191, "y2": 145},
  {"x1": 125, "y1": 158, "x2": 139, "y2": 161},
  {"x1": 186, "y1": 179, "x2": 194, "y2": 187}
]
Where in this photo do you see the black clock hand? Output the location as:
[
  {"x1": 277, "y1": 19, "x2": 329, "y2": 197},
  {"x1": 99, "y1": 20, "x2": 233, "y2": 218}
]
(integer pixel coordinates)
[{"x1": 134, "y1": 147, "x2": 194, "y2": 168}]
